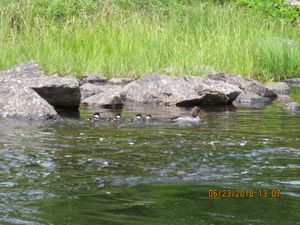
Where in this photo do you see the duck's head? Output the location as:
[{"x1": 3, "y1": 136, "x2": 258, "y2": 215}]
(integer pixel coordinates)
[
  {"x1": 191, "y1": 106, "x2": 201, "y2": 118},
  {"x1": 136, "y1": 113, "x2": 142, "y2": 119},
  {"x1": 145, "y1": 114, "x2": 152, "y2": 121},
  {"x1": 94, "y1": 112, "x2": 100, "y2": 119},
  {"x1": 115, "y1": 113, "x2": 121, "y2": 120}
]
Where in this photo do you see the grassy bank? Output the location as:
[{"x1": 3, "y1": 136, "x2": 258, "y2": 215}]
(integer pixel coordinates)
[{"x1": 0, "y1": 0, "x2": 299, "y2": 81}]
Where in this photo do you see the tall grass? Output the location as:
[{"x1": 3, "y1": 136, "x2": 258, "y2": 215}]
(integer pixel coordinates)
[{"x1": 0, "y1": 0, "x2": 299, "y2": 81}]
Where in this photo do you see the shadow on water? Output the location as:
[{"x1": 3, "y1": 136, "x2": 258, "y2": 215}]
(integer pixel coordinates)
[{"x1": 0, "y1": 103, "x2": 300, "y2": 224}]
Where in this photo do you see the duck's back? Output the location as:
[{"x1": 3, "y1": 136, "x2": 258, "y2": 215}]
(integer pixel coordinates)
[{"x1": 171, "y1": 115, "x2": 200, "y2": 123}]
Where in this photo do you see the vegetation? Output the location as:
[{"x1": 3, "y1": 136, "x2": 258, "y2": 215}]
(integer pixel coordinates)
[{"x1": 0, "y1": 0, "x2": 299, "y2": 81}]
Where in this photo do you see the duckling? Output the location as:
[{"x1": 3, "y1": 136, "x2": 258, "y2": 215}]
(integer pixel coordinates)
[
  {"x1": 87, "y1": 112, "x2": 100, "y2": 123},
  {"x1": 171, "y1": 106, "x2": 201, "y2": 123},
  {"x1": 109, "y1": 113, "x2": 121, "y2": 122},
  {"x1": 130, "y1": 113, "x2": 143, "y2": 122},
  {"x1": 144, "y1": 114, "x2": 152, "y2": 123}
]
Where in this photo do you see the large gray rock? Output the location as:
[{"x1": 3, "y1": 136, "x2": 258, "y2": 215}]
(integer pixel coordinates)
[
  {"x1": 0, "y1": 61, "x2": 81, "y2": 109},
  {"x1": 207, "y1": 73, "x2": 276, "y2": 106},
  {"x1": 122, "y1": 73, "x2": 241, "y2": 106},
  {"x1": 0, "y1": 83, "x2": 59, "y2": 120},
  {"x1": 81, "y1": 85, "x2": 124, "y2": 108},
  {"x1": 80, "y1": 83, "x2": 105, "y2": 100},
  {"x1": 0, "y1": 61, "x2": 44, "y2": 81},
  {"x1": 281, "y1": 78, "x2": 300, "y2": 88},
  {"x1": 233, "y1": 92, "x2": 273, "y2": 108},
  {"x1": 266, "y1": 82, "x2": 290, "y2": 95},
  {"x1": 208, "y1": 73, "x2": 275, "y2": 98},
  {"x1": 277, "y1": 95, "x2": 300, "y2": 114},
  {"x1": 28, "y1": 75, "x2": 81, "y2": 108}
]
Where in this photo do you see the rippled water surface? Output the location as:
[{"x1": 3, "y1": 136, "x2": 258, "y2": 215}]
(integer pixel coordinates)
[{"x1": 0, "y1": 104, "x2": 300, "y2": 225}]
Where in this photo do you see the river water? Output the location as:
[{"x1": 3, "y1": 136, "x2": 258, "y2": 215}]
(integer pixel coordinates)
[{"x1": 0, "y1": 103, "x2": 299, "y2": 225}]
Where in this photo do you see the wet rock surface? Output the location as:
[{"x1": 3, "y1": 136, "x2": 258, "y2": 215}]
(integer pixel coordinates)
[{"x1": 122, "y1": 73, "x2": 241, "y2": 106}]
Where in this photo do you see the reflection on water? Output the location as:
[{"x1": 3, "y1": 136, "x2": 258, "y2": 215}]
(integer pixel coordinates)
[{"x1": 0, "y1": 104, "x2": 300, "y2": 225}]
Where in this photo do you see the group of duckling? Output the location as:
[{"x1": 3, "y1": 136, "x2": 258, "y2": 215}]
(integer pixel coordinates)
[
  {"x1": 86, "y1": 112, "x2": 152, "y2": 123},
  {"x1": 86, "y1": 106, "x2": 201, "y2": 124}
]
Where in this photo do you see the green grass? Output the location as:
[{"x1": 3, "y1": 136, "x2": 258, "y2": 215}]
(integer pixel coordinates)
[{"x1": 0, "y1": 0, "x2": 299, "y2": 81}]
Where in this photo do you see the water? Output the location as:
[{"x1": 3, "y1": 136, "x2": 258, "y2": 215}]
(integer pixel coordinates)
[{"x1": 0, "y1": 103, "x2": 300, "y2": 225}]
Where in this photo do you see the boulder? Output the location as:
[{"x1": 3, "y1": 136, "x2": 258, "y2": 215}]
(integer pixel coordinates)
[
  {"x1": 281, "y1": 78, "x2": 300, "y2": 88},
  {"x1": 28, "y1": 75, "x2": 81, "y2": 108},
  {"x1": 80, "y1": 73, "x2": 108, "y2": 85},
  {"x1": 277, "y1": 95, "x2": 300, "y2": 114},
  {"x1": 265, "y1": 82, "x2": 290, "y2": 95},
  {"x1": 208, "y1": 73, "x2": 275, "y2": 98},
  {"x1": 81, "y1": 85, "x2": 124, "y2": 108},
  {"x1": 0, "y1": 83, "x2": 59, "y2": 120},
  {"x1": 234, "y1": 92, "x2": 272, "y2": 108},
  {"x1": 80, "y1": 83, "x2": 104, "y2": 100},
  {"x1": 122, "y1": 73, "x2": 241, "y2": 106},
  {"x1": 0, "y1": 61, "x2": 44, "y2": 82},
  {"x1": 108, "y1": 77, "x2": 135, "y2": 85},
  {"x1": 0, "y1": 61, "x2": 81, "y2": 109},
  {"x1": 207, "y1": 73, "x2": 276, "y2": 107}
]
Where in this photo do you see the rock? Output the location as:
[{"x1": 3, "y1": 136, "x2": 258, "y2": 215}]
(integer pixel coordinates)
[
  {"x1": 0, "y1": 61, "x2": 44, "y2": 82},
  {"x1": 265, "y1": 82, "x2": 290, "y2": 95},
  {"x1": 284, "y1": 102, "x2": 300, "y2": 113},
  {"x1": 281, "y1": 78, "x2": 300, "y2": 88},
  {"x1": 234, "y1": 92, "x2": 272, "y2": 108},
  {"x1": 108, "y1": 78, "x2": 135, "y2": 85},
  {"x1": 0, "y1": 83, "x2": 59, "y2": 120},
  {"x1": 0, "y1": 61, "x2": 81, "y2": 109},
  {"x1": 207, "y1": 73, "x2": 276, "y2": 107},
  {"x1": 277, "y1": 95, "x2": 295, "y2": 104},
  {"x1": 81, "y1": 85, "x2": 124, "y2": 108},
  {"x1": 122, "y1": 73, "x2": 241, "y2": 106},
  {"x1": 80, "y1": 83, "x2": 104, "y2": 100},
  {"x1": 28, "y1": 75, "x2": 81, "y2": 108},
  {"x1": 81, "y1": 73, "x2": 108, "y2": 85},
  {"x1": 277, "y1": 94, "x2": 300, "y2": 114},
  {"x1": 208, "y1": 73, "x2": 275, "y2": 98}
]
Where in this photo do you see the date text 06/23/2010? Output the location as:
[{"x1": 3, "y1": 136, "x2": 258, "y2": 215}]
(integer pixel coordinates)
[{"x1": 208, "y1": 189, "x2": 281, "y2": 198}]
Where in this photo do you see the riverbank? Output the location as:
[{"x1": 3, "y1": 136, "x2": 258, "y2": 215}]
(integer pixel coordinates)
[
  {"x1": 1, "y1": 61, "x2": 299, "y2": 120},
  {"x1": 0, "y1": 0, "x2": 299, "y2": 81}
]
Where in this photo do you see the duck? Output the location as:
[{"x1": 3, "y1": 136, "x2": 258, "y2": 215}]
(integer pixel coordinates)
[
  {"x1": 171, "y1": 106, "x2": 201, "y2": 123},
  {"x1": 144, "y1": 114, "x2": 152, "y2": 123},
  {"x1": 130, "y1": 113, "x2": 143, "y2": 122},
  {"x1": 87, "y1": 112, "x2": 100, "y2": 123},
  {"x1": 109, "y1": 113, "x2": 121, "y2": 122}
]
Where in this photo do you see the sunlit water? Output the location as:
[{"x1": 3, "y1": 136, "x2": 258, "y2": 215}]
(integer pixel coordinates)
[{"x1": 0, "y1": 103, "x2": 299, "y2": 225}]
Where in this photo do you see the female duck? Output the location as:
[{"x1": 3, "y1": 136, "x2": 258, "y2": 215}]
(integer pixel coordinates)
[{"x1": 171, "y1": 106, "x2": 201, "y2": 123}]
